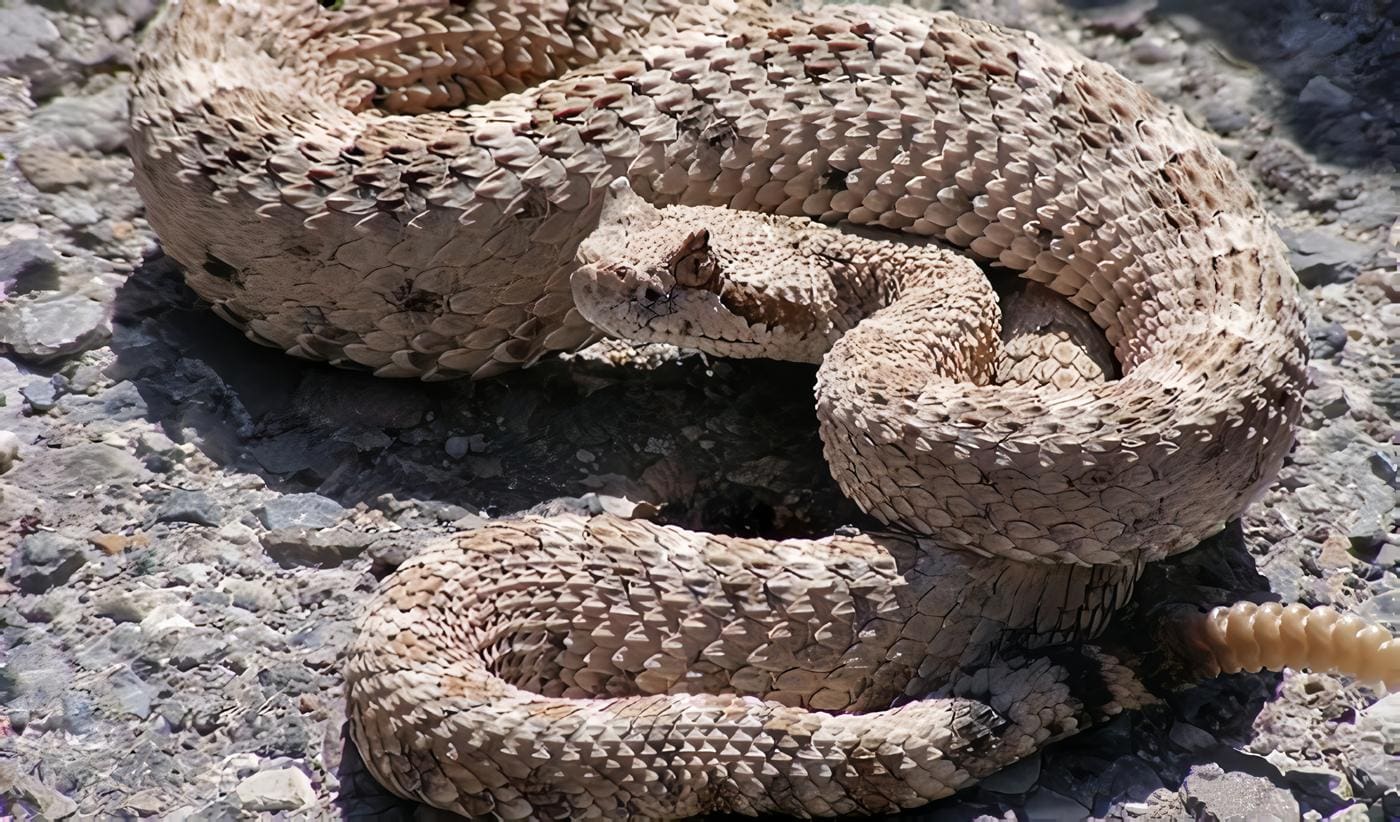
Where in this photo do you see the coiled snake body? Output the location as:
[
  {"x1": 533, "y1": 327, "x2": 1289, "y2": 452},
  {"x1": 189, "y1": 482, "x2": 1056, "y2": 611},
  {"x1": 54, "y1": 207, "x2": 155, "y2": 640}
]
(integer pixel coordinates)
[{"x1": 129, "y1": 0, "x2": 1399, "y2": 818}]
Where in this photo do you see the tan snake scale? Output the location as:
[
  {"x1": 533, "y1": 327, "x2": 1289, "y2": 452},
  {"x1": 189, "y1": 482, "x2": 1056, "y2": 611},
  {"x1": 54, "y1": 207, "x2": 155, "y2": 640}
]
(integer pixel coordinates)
[{"x1": 128, "y1": 0, "x2": 1400, "y2": 818}]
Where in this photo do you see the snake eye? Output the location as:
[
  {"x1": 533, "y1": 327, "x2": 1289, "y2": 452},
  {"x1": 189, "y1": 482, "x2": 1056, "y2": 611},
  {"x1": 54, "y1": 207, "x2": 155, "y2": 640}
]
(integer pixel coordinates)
[
  {"x1": 668, "y1": 229, "x2": 717, "y2": 288},
  {"x1": 643, "y1": 287, "x2": 663, "y2": 302}
]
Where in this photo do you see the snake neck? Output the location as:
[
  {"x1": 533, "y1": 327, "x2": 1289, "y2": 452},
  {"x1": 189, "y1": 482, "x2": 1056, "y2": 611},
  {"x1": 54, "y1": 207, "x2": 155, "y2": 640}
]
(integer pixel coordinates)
[
  {"x1": 690, "y1": 228, "x2": 959, "y2": 364},
  {"x1": 798, "y1": 229, "x2": 951, "y2": 334}
]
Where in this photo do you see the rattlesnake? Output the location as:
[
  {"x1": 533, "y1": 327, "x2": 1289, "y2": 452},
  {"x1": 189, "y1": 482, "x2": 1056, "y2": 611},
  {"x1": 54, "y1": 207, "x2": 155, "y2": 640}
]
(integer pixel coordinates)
[{"x1": 128, "y1": 0, "x2": 1399, "y2": 818}]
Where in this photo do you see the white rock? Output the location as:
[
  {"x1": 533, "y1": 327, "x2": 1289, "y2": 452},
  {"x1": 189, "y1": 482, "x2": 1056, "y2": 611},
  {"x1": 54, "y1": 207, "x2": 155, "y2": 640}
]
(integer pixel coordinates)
[
  {"x1": 1358, "y1": 692, "x2": 1400, "y2": 754},
  {"x1": 234, "y1": 767, "x2": 315, "y2": 812},
  {"x1": 218, "y1": 521, "x2": 257, "y2": 546},
  {"x1": 139, "y1": 605, "x2": 195, "y2": 637},
  {"x1": 0, "y1": 430, "x2": 20, "y2": 474}
]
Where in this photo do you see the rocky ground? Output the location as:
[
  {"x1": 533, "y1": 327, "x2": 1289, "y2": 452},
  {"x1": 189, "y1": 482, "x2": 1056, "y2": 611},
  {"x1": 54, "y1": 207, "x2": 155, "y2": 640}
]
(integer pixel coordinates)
[{"x1": 0, "y1": 0, "x2": 1396, "y2": 819}]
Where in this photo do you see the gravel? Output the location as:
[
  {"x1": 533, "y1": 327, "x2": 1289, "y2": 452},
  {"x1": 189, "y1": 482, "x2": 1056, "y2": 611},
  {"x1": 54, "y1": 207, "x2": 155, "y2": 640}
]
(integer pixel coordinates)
[
  {"x1": 0, "y1": 0, "x2": 1396, "y2": 819},
  {"x1": 1182, "y1": 764, "x2": 1302, "y2": 821}
]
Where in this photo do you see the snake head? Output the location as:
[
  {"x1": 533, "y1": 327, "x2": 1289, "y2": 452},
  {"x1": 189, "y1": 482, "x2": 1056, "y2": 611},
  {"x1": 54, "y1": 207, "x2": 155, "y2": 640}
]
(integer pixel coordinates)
[{"x1": 572, "y1": 179, "x2": 830, "y2": 361}]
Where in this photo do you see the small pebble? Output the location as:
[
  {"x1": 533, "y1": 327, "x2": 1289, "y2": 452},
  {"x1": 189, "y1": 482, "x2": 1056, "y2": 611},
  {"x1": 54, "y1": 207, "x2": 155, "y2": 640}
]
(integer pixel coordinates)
[
  {"x1": 20, "y1": 378, "x2": 57, "y2": 413},
  {"x1": 445, "y1": 435, "x2": 470, "y2": 459}
]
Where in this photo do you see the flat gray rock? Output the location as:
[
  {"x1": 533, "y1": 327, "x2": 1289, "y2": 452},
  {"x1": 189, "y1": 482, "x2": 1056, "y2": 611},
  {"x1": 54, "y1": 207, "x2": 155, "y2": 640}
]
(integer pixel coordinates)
[
  {"x1": 254, "y1": 493, "x2": 347, "y2": 531},
  {"x1": 6, "y1": 532, "x2": 88, "y2": 594},
  {"x1": 0, "y1": 291, "x2": 109, "y2": 362}
]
